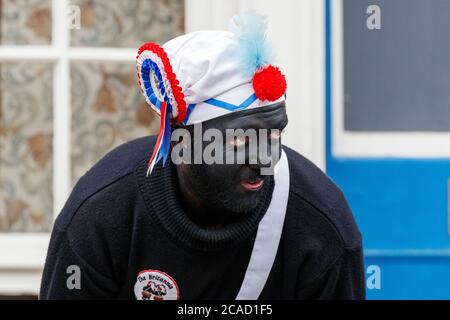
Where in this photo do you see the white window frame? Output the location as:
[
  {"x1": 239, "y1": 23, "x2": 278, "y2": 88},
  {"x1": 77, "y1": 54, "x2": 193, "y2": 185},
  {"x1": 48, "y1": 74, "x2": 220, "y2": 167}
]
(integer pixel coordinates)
[
  {"x1": 0, "y1": 0, "x2": 136, "y2": 295},
  {"x1": 331, "y1": 0, "x2": 450, "y2": 158}
]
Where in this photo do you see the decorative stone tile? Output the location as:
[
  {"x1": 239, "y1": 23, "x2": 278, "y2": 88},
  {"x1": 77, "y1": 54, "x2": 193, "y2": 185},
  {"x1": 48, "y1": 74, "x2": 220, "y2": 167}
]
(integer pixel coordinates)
[
  {"x1": 70, "y1": 0, "x2": 184, "y2": 47},
  {"x1": 1, "y1": 0, "x2": 52, "y2": 45},
  {"x1": 0, "y1": 62, "x2": 53, "y2": 232},
  {"x1": 71, "y1": 61, "x2": 159, "y2": 185}
]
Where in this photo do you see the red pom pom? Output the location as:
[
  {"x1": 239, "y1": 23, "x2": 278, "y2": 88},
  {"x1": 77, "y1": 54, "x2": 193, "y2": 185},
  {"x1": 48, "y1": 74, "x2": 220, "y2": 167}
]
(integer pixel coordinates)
[{"x1": 252, "y1": 65, "x2": 287, "y2": 102}]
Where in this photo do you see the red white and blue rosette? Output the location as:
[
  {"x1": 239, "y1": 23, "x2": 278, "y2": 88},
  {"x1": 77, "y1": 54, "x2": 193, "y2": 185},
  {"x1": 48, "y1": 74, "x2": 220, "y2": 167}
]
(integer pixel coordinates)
[{"x1": 136, "y1": 43, "x2": 187, "y2": 176}]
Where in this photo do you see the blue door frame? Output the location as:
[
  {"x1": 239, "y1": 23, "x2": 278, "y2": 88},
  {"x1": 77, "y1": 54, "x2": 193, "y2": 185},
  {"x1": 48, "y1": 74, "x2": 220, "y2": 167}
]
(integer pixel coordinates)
[{"x1": 325, "y1": 0, "x2": 450, "y2": 299}]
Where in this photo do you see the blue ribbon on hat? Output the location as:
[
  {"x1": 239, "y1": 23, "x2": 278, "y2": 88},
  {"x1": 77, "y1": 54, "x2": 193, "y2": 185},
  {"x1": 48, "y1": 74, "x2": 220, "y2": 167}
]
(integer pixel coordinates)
[
  {"x1": 181, "y1": 93, "x2": 258, "y2": 124},
  {"x1": 140, "y1": 58, "x2": 175, "y2": 175},
  {"x1": 204, "y1": 93, "x2": 257, "y2": 111}
]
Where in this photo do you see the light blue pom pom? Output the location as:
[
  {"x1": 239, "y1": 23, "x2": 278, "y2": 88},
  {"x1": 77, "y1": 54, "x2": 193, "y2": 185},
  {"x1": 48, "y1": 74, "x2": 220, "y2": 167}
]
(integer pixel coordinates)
[{"x1": 229, "y1": 11, "x2": 274, "y2": 77}]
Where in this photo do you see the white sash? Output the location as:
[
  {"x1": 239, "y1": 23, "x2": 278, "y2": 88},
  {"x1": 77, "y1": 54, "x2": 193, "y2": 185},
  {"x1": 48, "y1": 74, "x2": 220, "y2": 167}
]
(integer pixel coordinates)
[{"x1": 236, "y1": 151, "x2": 290, "y2": 300}]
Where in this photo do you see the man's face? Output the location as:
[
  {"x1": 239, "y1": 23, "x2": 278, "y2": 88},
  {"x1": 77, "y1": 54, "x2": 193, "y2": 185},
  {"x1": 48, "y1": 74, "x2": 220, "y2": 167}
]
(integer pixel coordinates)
[{"x1": 174, "y1": 101, "x2": 288, "y2": 215}]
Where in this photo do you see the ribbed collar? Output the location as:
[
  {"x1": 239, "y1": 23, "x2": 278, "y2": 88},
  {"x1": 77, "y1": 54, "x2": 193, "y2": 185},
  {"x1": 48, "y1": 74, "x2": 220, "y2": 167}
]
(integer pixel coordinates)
[{"x1": 135, "y1": 159, "x2": 274, "y2": 252}]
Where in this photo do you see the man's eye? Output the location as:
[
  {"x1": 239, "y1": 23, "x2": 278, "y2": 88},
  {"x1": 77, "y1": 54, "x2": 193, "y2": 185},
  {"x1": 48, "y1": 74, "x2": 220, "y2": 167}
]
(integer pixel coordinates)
[
  {"x1": 270, "y1": 129, "x2": 282, "y2": 140},
  {"x1": 230, "y1": 135, "x2": 247, "y2": 147}
]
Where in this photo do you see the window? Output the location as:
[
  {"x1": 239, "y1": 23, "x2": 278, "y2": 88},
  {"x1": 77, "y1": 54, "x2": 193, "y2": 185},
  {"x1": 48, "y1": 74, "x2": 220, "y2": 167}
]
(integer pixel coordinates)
[{"x1": 332, "y1": 0, "x2": 450, "y2": 158}]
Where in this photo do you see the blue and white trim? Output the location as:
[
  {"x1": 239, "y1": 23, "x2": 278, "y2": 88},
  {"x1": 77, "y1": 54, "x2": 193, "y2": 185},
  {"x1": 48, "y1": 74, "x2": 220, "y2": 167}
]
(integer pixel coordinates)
[{"x1": 183, "y1": 83, "x2": 285, "y2": 125}]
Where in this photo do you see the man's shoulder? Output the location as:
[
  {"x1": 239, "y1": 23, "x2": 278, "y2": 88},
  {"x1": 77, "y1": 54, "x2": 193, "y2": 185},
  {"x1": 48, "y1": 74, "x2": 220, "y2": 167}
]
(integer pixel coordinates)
[
  {"x1": 55, "y1": 135, "x2": 156, "y2": 231},
  {"x1": 283, "y1": 146, "x2": 362, "y2": 249}
]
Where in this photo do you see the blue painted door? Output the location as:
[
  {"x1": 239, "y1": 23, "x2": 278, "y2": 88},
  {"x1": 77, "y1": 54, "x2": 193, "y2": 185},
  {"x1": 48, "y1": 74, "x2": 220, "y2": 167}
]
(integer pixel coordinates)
[{"x1": 326, "y1": 0, "x2": 450, "y2": 299}]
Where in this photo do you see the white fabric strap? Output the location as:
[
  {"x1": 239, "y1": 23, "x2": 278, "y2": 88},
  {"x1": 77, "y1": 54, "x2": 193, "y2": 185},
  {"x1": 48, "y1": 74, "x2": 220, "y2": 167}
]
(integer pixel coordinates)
[{"x1": 236, "y1": 150, "x2": 290, "y2": 300}]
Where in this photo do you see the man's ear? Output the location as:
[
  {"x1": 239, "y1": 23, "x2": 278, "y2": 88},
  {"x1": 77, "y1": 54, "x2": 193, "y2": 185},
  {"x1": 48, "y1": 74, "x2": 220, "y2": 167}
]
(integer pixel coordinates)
[
  {"x1": 170, "y1": 123, "x2": 190, "y2": 148},
  {"x1": 171, "y1": 123, "x2": 181, "y2": 148}
]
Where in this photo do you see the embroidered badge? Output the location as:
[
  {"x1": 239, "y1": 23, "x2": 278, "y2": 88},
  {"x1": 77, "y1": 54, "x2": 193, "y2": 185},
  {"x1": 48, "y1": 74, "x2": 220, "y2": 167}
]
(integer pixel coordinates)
[{"x1": 134, "y1": 269, "x2": 179, "y2": 300}]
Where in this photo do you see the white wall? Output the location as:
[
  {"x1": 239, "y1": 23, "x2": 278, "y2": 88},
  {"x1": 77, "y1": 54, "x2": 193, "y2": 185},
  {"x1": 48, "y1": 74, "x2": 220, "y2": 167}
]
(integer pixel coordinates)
[{"x1": 186, "y1": 0, "x2": 325, "y2": 169}]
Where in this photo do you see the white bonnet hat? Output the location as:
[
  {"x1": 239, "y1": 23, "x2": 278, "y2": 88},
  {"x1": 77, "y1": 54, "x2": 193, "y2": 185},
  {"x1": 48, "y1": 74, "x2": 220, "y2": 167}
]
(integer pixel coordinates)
[{"x1": 136, "y1": 11, "x2": 287, "y2": 174}]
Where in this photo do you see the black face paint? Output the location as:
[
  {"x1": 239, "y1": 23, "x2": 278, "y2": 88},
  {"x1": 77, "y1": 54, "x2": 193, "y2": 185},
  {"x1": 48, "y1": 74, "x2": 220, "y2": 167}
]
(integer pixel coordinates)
[{"x1": 173, "y1": 101, "x2": 288, "y2": 226}]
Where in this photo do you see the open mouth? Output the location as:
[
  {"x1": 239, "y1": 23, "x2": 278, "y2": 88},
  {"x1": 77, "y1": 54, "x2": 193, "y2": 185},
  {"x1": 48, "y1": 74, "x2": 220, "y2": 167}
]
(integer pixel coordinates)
[{"x1": 240, "y1": 178, "x2": 264, "y2": 191}]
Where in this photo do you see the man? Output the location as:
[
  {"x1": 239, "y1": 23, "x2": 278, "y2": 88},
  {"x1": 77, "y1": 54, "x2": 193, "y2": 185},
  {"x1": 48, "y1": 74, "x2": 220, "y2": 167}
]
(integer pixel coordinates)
[{"x1": 40, "y1": 12, "x2": 365, "y2": 300}]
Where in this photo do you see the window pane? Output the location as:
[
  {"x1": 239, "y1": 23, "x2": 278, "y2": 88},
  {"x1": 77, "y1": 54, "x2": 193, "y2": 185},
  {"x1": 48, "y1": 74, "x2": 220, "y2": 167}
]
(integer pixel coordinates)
[
  {"x1": 0, "y1": 62, "x2": 53, "y2": 232},
  {"x1": 71, "y1": 62, "x2": 159, "y2": 185},
  {"x1": 70, "y1": 0, "x2": 184, "y2": 47},
  {"x1": 344, "y1": 0, "x2": 450, "y2": 132},
  {"x1": 1, "y1": 0, "x2": 52, "y2": 45}
]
